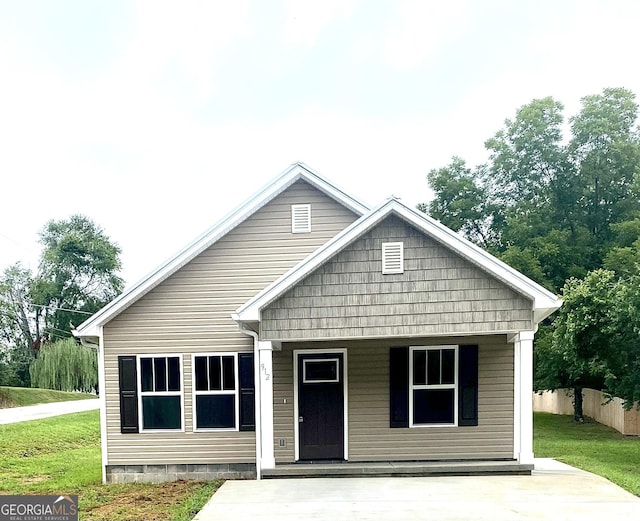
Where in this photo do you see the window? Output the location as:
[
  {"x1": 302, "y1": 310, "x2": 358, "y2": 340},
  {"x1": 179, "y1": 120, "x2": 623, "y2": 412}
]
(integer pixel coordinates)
[
  {"x1": 291, "y1": 204, "x2": 311, "y2": 233},
  {"x1": 409, "y1": 346, "x2": 457, "y2": 426},
  {"x1": 193, "y1": 354, "x2": 238, "y2": 430},
  {"x1": 303, "y1": 358, "x2": 339, "y2": 383},
  {"x1": 382, "y1": 242, "x2": 403, "y2": 274},
  {"x1": 139, "y1": 355, "x2": 183, "y2": 431}
]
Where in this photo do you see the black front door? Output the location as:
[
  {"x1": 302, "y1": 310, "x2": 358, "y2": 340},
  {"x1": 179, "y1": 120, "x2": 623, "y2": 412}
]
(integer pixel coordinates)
[{"x1": 298, "y1": 352, "x2": 344, "y2": 461}]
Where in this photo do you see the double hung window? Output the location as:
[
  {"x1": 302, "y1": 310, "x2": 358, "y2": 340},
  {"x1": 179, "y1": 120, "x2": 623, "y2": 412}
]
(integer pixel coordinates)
[
  {"x1": 410, "y1": 346, "x2": 457, "y2": 426},
  {"x1": 139, "y1": 355, "x2": 183, "y2": 430},
  {"x1": 193, "y1": 354, "x2": 238, "y2": 430}
]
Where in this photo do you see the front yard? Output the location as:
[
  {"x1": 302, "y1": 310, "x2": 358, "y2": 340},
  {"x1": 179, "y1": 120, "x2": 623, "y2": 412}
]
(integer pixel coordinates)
[
  {"x1": 0, "y1": 411, "x2": 220, "y2": 521},
  {"x1": 534, "y1": 412, "x2": 640, "y2": 496},
  {"x1": 1, "y1": 410, "x2": 639, "y2": 521}
]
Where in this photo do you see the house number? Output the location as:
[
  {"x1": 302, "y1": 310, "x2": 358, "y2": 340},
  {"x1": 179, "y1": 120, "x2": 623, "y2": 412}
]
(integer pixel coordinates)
[{"x1": 261, "y1": 363, "x2": 271, "y2": 381}]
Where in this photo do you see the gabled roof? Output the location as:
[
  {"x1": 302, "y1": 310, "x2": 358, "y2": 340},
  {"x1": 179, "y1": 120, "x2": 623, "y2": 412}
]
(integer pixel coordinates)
[
  {"x1": 233, "y1": 198, "x2": 562, "y2": 325},
  {"x1": 74, "y1": 162, "x2": 370, "y2": 338}
]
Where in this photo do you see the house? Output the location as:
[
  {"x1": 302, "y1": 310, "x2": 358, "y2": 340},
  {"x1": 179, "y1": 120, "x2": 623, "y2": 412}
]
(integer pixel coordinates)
[{"x1": 74, "y1": 162, "x2": 561, "y2": 483}]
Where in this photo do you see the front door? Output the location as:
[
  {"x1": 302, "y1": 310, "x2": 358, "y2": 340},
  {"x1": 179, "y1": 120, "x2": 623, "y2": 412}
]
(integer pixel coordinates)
[{"x1": 297, "y1": 352, "x2": 345, "y2": 460}]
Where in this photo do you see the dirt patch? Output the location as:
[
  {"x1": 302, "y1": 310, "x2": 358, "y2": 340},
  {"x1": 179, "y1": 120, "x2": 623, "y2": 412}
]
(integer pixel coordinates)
[
  {"x1": 82, "y1": 480, "x2": 210, "y2": 521},
  {"x1": 18, "y1": 476, "x2": 50, "y2": 484}
]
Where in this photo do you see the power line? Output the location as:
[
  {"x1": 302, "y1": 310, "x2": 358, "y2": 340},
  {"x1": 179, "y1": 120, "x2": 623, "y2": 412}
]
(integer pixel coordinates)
[{"x1": 29, "y1": 303, "x2": 94, "y2": 315}]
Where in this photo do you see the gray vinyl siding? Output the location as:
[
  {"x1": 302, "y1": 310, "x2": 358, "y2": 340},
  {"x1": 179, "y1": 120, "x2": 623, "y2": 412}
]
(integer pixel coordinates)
[
  {"x1": 262, "y1": 215, "x2": 534, "y2": 340},
  {"x1": 103, "y1": 180, "x2": 359, "y2": 465},
  {"x1": 273, "y1": 335, "x2": 514, "y2": 463}
]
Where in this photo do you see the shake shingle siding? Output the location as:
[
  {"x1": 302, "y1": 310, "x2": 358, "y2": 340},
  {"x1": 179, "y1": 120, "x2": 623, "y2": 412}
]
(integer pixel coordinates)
[
  {"x1": 103, "y1": 180, "x2": 359, "y2": 465},
  {"x1": 261, "y1": 215, "x2": 534, "y2": 340}
]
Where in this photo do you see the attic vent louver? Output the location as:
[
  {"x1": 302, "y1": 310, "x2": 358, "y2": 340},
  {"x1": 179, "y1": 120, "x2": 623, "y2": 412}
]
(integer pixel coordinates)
[
  {"x1": 291, "y1": 204, "x2": 311, "y2": 233},
  {"x1": 382, "y1": 242, "x2": 404, "y2": 274}
]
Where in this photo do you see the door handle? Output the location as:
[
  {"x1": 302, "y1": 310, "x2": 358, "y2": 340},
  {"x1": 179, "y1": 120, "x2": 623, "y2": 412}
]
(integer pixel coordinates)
[{"x1": 298, "y1": 416, "x2": 304, "y2": 423}]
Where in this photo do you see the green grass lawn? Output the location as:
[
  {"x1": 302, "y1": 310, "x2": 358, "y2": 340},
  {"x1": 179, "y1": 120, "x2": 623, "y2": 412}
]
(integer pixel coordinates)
[
  {"x1": 0, "y1": 411, "x2": 221, "y2": 521},
  {"x1": 0, "y1": 386, "x2": 97, "y2": 408},
  {"x1": 534, "y1": 411, "x2": 640, "y2": 496}
]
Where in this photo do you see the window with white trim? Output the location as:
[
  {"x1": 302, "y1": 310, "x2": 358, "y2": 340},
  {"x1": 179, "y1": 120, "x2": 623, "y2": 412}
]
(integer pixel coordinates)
[
  {"x1": 193, "y1": 354, "x2": 238, "y2": 430},
  {"x1": 139, "y1": 355, "x2": 183, "y2": 431},
  {"x1": 382, "y1": 242, "x2": 404, "y2": 274},
  {"x1": 410, "y1": 346, "x2": 457, "y2": 426},
  {"x1": 291, "y1": 204, "x2": 311, "y2": 233}
]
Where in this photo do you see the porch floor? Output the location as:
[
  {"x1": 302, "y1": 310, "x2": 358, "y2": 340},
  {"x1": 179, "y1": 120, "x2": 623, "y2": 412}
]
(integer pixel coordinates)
[{"x1": 261, "y1": 460, "x2": 533, "y2": 478}]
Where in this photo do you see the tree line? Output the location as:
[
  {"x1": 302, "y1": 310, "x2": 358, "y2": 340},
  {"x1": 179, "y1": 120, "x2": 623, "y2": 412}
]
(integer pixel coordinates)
[
  {"x1": 0, "y1": 215, "x2": 123, "y2": 391},
  {"x1": 421, "y1": 87, "x2": 640, "y2": 419}
]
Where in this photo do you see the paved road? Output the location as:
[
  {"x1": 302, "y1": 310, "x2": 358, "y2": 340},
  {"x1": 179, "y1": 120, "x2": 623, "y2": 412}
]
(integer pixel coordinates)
[
  {"x1": 193, "y1": 459, "x2": 640, "y2": 521},
  {"x1": 0, "y1": 398, "x2": 99, "y2": 424}
]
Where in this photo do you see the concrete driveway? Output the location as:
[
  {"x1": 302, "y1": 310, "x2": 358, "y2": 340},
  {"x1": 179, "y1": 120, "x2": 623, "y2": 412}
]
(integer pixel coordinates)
[{"x1": 193, "y1": 459, "x2": 640, "y2": 521}]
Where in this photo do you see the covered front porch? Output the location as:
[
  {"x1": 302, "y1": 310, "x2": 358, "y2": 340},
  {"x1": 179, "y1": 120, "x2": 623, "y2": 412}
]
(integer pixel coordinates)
[{"x1": 254, "y1": 332, "x2": 535, "y2": 479}]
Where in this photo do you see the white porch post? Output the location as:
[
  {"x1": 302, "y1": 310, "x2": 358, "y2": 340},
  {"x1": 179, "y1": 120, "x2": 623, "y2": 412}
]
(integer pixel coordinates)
[
  {"x1": 258, "y1": 341, "x2": 275, "y2": 470},
  {"x1": 513, "y1": 330, "x2": 535, "y2": 464}
]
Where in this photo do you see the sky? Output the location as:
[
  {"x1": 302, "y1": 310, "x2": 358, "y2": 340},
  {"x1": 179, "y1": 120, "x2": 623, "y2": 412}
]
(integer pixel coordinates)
[{"x1": 1, "y1": 0, "x2": 639, "y2": 288}]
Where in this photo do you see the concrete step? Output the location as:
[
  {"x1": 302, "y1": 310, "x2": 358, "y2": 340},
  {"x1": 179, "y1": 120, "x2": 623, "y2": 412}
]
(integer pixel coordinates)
[{"x1": 262, "y1": 460, "x2": 533, "y2": 478}]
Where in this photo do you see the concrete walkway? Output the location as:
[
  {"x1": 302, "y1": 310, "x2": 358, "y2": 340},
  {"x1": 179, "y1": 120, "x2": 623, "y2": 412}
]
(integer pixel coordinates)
[
  {"x1": 193, "y1": 459, "x2": 640, "y2": 521},
  {"x1": 0, "y1": 398, "x2": 99, "y2": 424}
]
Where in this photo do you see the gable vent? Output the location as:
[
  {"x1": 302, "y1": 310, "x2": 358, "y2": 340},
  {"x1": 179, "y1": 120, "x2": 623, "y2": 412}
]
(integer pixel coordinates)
[
  {"x1": 382, "y1": 242, "x2": 404, "y2": 274},
  {"x1": 291, "y1": 204, "x2": 311, "y2": 233}
]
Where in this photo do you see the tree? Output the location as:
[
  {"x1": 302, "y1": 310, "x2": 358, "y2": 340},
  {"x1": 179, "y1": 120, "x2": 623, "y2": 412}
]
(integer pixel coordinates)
[
  {"x1": 420, "y1": 87, "x2": 640, "y2": 414},
  {"x1": 568, "y1": 88, "x2": 640, "y2": 246},
  {"x1": 598, "y1": 272, "x2": 640, "y2": 407},
  {"x1": 419, "y1": 157, "x2": 496, "y2": 247},
  {"x1": 33, "y1": 214, "x2": 124, "y2": 338},
  {"x1": 536, "y1": 271, "x2": 615, "y2": 420},
  {"x1": 0, "y1": 215, "x2": 123, "y2": 387},
  {"x1": 421, "y1": 88, "x2": 640, "y2": 294},
  {"x1": 484, "y1": 96, "x2": 566, "y2": 210},
  {"x1": 0, "y1": 264, "x2": 37, "y2": 386},
  {"x1": 29, "y1": 337, "x2": 97, "y2": 392}
]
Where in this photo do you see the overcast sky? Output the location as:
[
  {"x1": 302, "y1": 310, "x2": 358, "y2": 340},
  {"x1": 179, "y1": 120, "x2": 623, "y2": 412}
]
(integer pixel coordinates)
[{"x1": 1, "y1": 0, "x2": 639, "y2": 288}]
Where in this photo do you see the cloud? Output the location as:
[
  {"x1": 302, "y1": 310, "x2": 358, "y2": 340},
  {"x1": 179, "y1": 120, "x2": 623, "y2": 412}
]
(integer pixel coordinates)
[
  {"x1": 127, "y1": 0, "x2": 252, "y2": 103},
  {"x1": 282, "y1": 0, "x2": 359, "y2": 47},
  {"x1": 383, "y1": 0, "x2": 468, "y2": 69}
]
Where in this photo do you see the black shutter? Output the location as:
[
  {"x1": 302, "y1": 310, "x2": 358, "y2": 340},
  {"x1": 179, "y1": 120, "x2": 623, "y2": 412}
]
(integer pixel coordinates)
[
  {"x1": 238, "y1": 353, "x2": 255, "y2": 431},
  {"x1": 389, "y1": 347, "x2": 409, "y2": 428},
  {"x1": 118, "y1": 355, "x2": 139, "y2": 434},
  {"x1": 458, "y1": 345, "x2": 478, "y2": 426}
]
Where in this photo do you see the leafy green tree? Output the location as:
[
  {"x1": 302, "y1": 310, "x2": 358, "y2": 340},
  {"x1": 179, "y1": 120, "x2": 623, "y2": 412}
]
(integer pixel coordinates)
[
  {"x1": 0, "y1": 216, "x2": 122, "y2": 387},
  {"x1": 421, "y1": 88, "x2": 640, "y2": 294},
  {"x1": 484, "y1": 96, "x2": 567, "y2": 210},
  {"x1": 598, "y1": 273, "x2": 640, "y2": 407},
  {"x1": 0, "y1": 264, "x2": 37, "y2": 386},
  {"x1": 421, "y1": 87, "x2": 640, "y2": 409},
  {"x1": 33, "y1": 214, "x2": 124, "y2": 338},
  {"x1": 568, "y1": 88, "x2": 640, "y2": 247},
  {"x1": 29, "y1": 337, "x2": 97, "y2": 392},
  {"x1": 419, "y1": 157, "x2": 496, "y2": 247},
  {"x1": 536, "y1": 270, "x2": 616, "y2": 420}
]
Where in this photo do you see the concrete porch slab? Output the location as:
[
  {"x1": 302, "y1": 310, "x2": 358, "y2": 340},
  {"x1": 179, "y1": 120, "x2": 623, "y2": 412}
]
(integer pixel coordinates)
[{"x1": 261, "y1": 459, "x2": 533, "y2": 478}]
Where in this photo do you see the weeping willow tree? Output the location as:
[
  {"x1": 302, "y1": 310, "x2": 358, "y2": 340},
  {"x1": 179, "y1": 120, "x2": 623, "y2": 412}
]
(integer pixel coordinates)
[{"x1": 30, "y1": 338, "x2": 98, "y2": 392}]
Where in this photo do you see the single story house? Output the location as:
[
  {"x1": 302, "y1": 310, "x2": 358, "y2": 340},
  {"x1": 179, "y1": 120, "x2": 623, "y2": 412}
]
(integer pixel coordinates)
[{"x1": 74, "y1": 162, "x2": 561, "y2": 483}]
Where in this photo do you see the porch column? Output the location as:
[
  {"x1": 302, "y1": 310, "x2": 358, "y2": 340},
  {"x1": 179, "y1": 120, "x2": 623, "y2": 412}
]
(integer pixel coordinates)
[
  {"x1": 258, "y1": 341, "x2": 275, "y2": 470},
  {"x1": 513, "y1": 330, "x2": 535, "y2": 464}
]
